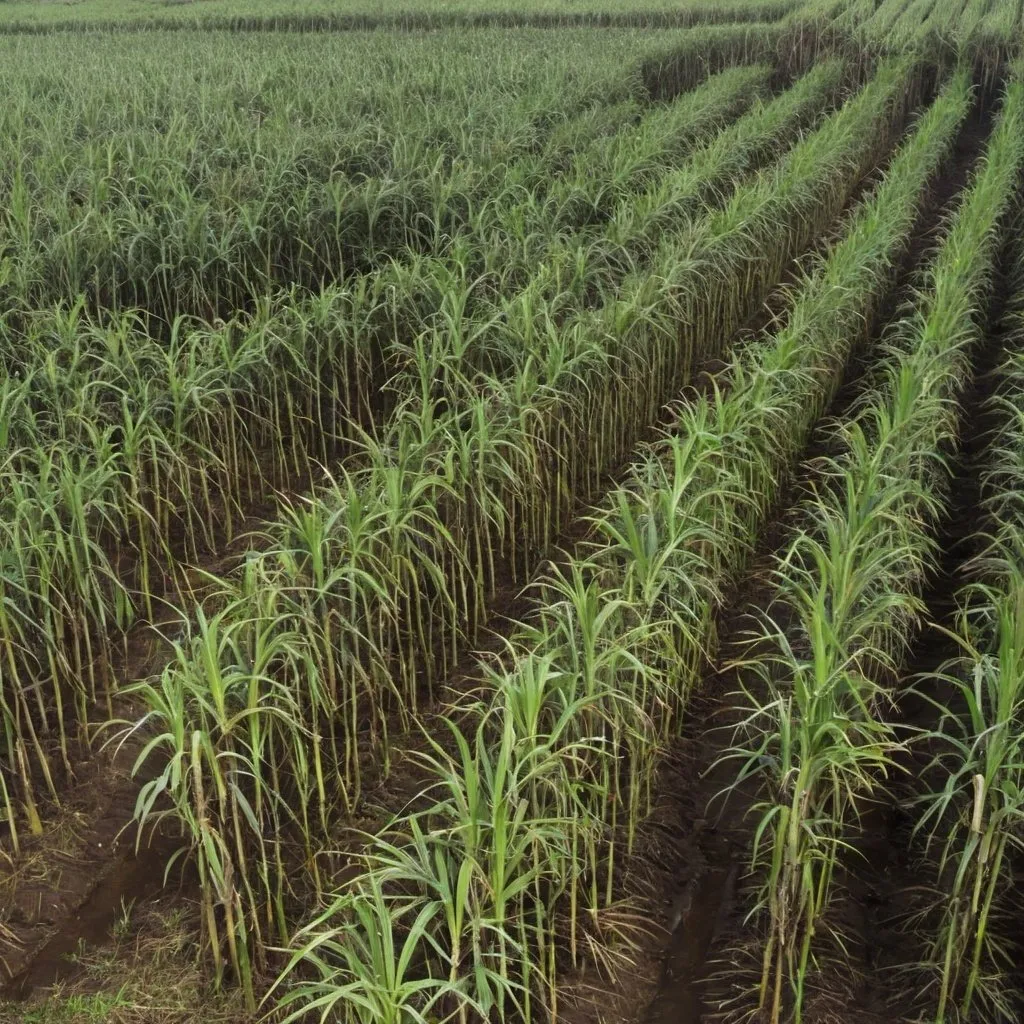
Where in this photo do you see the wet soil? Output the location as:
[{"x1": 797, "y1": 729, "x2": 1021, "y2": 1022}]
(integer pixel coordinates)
[
  {"x1": 3, "y1": 832, "x2": 186, "y2": 1001},
  {"x1": 0, "y1": 728, "x2": 184, "y2": 998}
]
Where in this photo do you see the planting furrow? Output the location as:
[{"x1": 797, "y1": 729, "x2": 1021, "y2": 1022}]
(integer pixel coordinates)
[
  {"x1": 575, "y1": 70, "x2": 984, "y2": 1024},
  {"x1": 261, "y1": 68, "x2": 974, "y2": 1024},
  {"x1": 631, "y1": 111, "x2": 994, "y2": 1024},
  {"x1": 92, "y1": 58, "x2": 923, "y2": 1006}
]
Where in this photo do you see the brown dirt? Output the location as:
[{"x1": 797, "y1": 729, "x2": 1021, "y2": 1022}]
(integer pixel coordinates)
[
  {"x1": 0, "y1": 676, "x2": 200, "y2": 1001},
  {"x1": 0, "y1": 615, "x2": 173, "y2": 993},
  {"x1": 0, "y1": 421, "x2": 355, "y2": 1001}
]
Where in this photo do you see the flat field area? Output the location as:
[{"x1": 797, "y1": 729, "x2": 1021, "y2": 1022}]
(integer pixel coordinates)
[{"x1": 2, "y1": 3, "x2": 1024, "y2": 1023}]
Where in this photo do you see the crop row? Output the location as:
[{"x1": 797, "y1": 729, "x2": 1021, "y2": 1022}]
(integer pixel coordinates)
[
  {"x1": 4, "y1": 9, "x2": 1024, "y2": 1024},
  {"x1": 0, "y1": 0, "x2": 796, "y2": 33},
  {"x1": 828, "y1": 0, "x2": 1022, "y2": 75},
  {"x1": 726, "y1": 61, "x2": 1024, "y2": 1022},
  {"x1": 97, "y1": 57, "x2": 927, "y2": 1007},
  {"x1": 910, "y1": 222, "x2": 1024, "y2": 1021},
  {"x1": 0, "y1": 24, "x2": 787, "y2": 324},
  {"x1": 255, "y1": 66, "x2": 975, "y2": 1023},
  {"x1": 0, "y1": 57, "x2": 851, "y2": 847}
]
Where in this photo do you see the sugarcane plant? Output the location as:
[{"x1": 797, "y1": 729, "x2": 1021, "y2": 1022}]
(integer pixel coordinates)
[
  {"x1": 909, "y1": 205, "x2": 1024, "y2": 1023},
  {"x1": 1, "y1": 55, "x2": 836, "y2": 848},
  {"x1": 117, "y1": 59, "x2": 922, "y2": 1000},
  {"x1": 269, "y1": 64, "x2": 970, "y2": 1024},
  {"x1": 720, "y1": 62, "x2": 1024, "y2": 1023},
  {"x1": 0, "y1": 54, "x2": 801, "y2": 851}
]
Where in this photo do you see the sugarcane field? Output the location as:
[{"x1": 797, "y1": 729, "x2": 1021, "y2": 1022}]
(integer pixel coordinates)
[{"x1": 1, "y1": 0, "x2": 1024, "y2": 1021}]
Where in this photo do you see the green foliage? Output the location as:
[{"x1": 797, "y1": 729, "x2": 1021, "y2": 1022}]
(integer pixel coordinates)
[
  {"x1": 113, "y1": 54, "x2": 921, "y2": 1006},
  {"x1": 0, "y1": 35, "x2": 782, "y2": 853},
  {"x1": 726, "y1": 63, "x2": 1024, "y2": 1023},
  {"x1": 268, "y1": 58, "x2": 974, "y2": 1024},
  {"x1": 3, "y1": 3, "x2": 1024, "y2": 1021},
  {"x1": 909, "y1": 77, "x2": 1024, "y2": 1018},
  {"x1": 0, "y1": 0, "x2": 796, "y2": 31},
  {"x1": 18, "y1": 990, "x2": 131, "y2": 1024}
]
